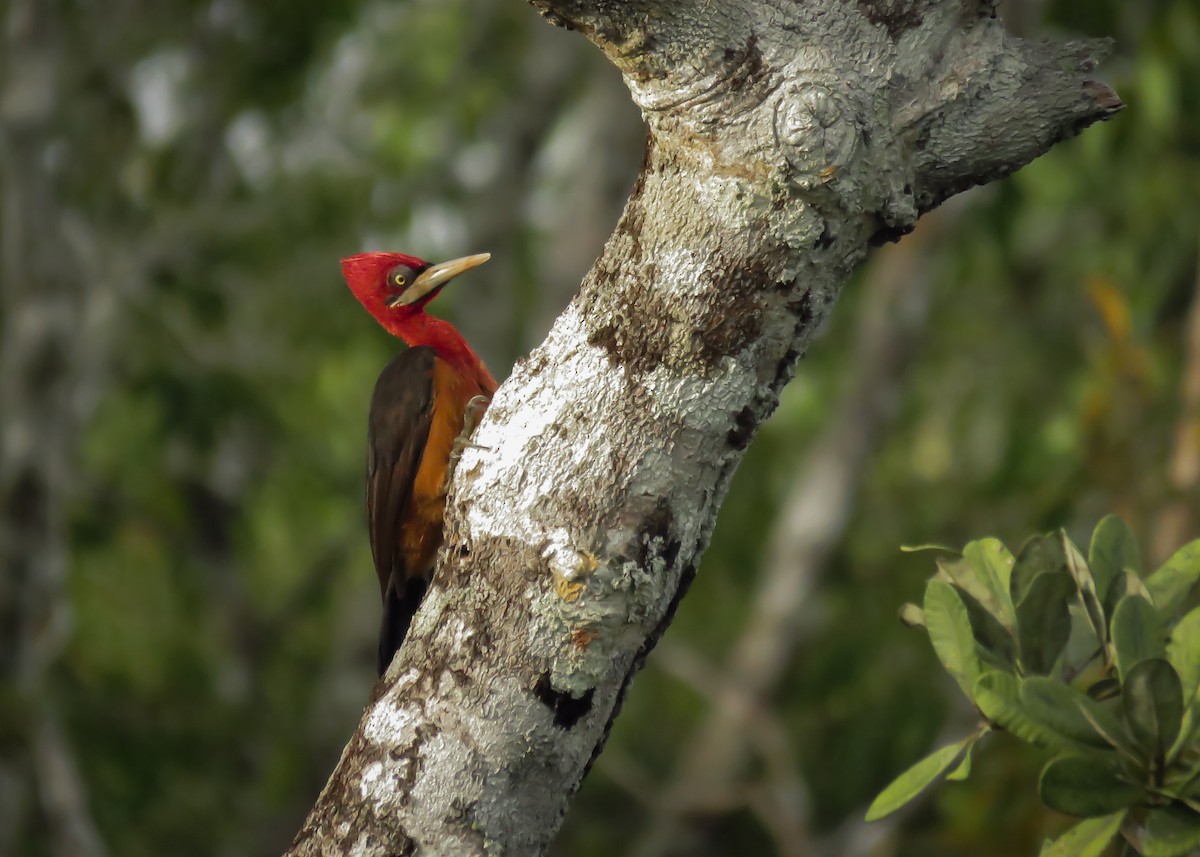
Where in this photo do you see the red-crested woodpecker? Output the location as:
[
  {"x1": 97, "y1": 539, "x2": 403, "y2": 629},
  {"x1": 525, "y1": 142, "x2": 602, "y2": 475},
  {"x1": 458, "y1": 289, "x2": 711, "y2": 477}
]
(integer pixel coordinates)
[{"x1": 341, "y1": 251, "x2": 496, "y2": 675}]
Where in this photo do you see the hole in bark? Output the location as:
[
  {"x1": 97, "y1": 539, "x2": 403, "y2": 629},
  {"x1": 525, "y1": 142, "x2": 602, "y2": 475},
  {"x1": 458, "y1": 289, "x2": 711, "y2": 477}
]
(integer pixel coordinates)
[
  {"x1": 533, "y1": 673, "x2": 595, "y2": 729},
  {"x1": 857, "y1": 0, "x2": 924, "y2": 37},
  {"x1": 773, "y1": 346, "x2": 803, "y2": 388},
  {"x1": 637, "y1": 499, "x2": 678, "y2": 567},
  {"x1": 869, "y1": 217, "x2": 915, "y2": 246},
  {"x1": 662, "y1": 538, "x2": 682, "y2": 570},
  {"x1": 383, "y1": 834, "x2": 416, "y2": 857},
  {"x1": 727, "y1": 406, "x2": 757, "y2": 450}
]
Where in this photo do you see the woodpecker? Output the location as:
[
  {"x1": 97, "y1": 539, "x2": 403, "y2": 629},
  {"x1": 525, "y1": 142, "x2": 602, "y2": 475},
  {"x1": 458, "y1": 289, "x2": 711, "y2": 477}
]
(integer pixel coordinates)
[{"x1": 341, "y1": 251, "x2": 496, "y2": 674}]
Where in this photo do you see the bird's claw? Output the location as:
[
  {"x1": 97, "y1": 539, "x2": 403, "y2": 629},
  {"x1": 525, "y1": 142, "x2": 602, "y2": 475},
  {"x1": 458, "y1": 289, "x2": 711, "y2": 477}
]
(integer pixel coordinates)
[
  {"x1": 450, "y1": 437, "x2": 490, "y2": 457},
  {"x1": 462, "y1": 395, "x2": 489, "y2": 434},
  {"x1": 445, "y1": 395, "x2": 492, "y2": 488}
]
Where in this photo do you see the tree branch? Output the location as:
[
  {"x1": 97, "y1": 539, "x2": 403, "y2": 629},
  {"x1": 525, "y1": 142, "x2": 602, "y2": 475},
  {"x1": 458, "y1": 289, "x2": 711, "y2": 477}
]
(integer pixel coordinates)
[
  {"x1": 628, "y1": 205, "x2": 949, "y2": 857},
  {"x1": 286, "y1": 1, "x2": 1120, "y2": 854}
]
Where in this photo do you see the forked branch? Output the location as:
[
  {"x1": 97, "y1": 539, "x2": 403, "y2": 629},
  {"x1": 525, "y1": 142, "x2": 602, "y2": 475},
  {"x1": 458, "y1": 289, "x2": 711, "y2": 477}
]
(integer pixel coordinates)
[{"x1": 286, "y1": 1, "x2": 1120, "y2": 854}]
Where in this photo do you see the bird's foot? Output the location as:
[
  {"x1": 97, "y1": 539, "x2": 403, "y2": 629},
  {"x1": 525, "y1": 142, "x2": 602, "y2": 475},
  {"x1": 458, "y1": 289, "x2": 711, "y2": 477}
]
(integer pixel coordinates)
[
  {"x1": 461, "y1": 395, "x2": 490, "y2": 436},
  {"x1": 445, "y1": 395, "x2": 492, "y2": 488}
]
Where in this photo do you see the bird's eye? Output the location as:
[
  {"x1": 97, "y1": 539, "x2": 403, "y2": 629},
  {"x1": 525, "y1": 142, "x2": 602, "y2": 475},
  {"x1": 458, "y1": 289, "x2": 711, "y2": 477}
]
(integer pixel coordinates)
[{"x1": 385, "y1": 264, "x2": 419, "y2": 294}]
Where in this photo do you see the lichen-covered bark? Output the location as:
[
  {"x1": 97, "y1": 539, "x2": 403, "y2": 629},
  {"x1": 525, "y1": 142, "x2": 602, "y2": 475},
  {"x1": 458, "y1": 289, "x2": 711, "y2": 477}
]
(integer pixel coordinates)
[{"x1": 286, "y1": 1, "x2": 1120, "y2": 854}]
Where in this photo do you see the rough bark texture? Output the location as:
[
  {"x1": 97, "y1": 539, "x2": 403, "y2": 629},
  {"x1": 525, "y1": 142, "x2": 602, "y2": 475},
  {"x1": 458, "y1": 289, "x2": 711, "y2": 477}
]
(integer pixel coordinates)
[{"x1": 286, "y1": 1, "x2": 1120, "y2": 854}]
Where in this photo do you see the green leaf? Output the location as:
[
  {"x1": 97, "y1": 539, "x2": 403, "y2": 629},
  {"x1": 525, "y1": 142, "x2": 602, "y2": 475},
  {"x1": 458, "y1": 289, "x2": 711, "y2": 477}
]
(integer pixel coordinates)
[
  {"x1": 1147, "y1": 540, "x2": 1200, "y2": 618},
  {"x1": 1169, "y1": 607, "x2": 1200, "y2": 701},
  {"x1": 1038, "y1": 811, "x2": 1127, "y2": 857},
  {"x1": 900, "y1": 543, "x2": 958, "y2": 554},
  {"x1": 1104, "y1": 572, "x2": 1153, "y2": 637},
  {"x1": 1017, "y1": 571, "x2": 1074, "y2": 675},
  {"x1": 937, "y1": 555, "x2": 1013, "y2": 635},
  {"x1": 960, "y1": 540, "x2": 1017, "y2": 628},
  {"x1": 1065, "y1": 531, "x2": 1109, "y2": 647},
  {"x1": 1167, "y1": 607, "x2": 1200, "y2": 759},
  {"x1": 865, "y1": 733, "x2": 978, "y2": 821},
  {"x1": 1039, "y1": 755, "x2": 1144, "y2": 817},
  {"x1": 1087, "y1": 677, "x2": 1123, "y2": 701},
  {"x1": 1124, "y1": 658, "x2": 1184, "y2": 763},
  {"x1": 1090, "y1": 515, "x2": 1141, "y2": 604},
  {"x1": 959, "y1": 586, "x2": 1018, "y2": 670},
  {"x1": 1112, "y1": 595, "x2": 1167, "y2": 682},
  {"x1": 1021, "y1": 677, "x2": 1118, "y2": 750},
  {"x1": 898, "y1": 603, "x2": 925, "y2": 628},
  {"x1": 1063, "y1": 606, "x2": 1107, "y2": 685},
  {"x1": 1167, "y1": 760, "x2": 1200, "y2": 801},
  {"x1": 946, "y1": 731, "x2": 986, "y2": 781},
  {"x1": 924, "y1": 579, "x2": 983, "y2": 697},
  {"x1": 1171, "y1": 770, "x2": 1200, "y2": 796},
  {"x1": 945, "y1": 751, "x2": 972, "y2": 782},
  {"x1": 965, "y1": 537, "x2": 1015, "y2": 576},
  {"x1": 1012, "y1": 533, "x2": 1069, "y2": 606},
  {"x1": 1072, "y1": 692, "x2": 1141, "y2": 760},
  {"x1": 975, "y1": 672, "x2": 1080, "y2": 750},
  {"x1": 931, "y1": 556, "x2": 1008, "y2": 638},
  {"x1": 1143, "y1": 805, "x2": 1200, "y2": 857}
]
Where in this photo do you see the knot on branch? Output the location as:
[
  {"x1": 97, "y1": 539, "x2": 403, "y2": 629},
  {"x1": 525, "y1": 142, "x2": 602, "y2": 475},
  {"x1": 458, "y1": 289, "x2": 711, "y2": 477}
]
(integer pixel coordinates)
[{"x1": 773, "y1": 83, "x2": 860, "y2": 187}]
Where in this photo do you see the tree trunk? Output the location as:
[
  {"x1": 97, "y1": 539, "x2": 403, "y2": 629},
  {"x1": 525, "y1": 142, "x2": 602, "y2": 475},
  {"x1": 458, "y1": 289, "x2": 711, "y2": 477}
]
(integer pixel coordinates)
[{"x1": 286, "y1": 1, "x2": 1120, "y2": 854}]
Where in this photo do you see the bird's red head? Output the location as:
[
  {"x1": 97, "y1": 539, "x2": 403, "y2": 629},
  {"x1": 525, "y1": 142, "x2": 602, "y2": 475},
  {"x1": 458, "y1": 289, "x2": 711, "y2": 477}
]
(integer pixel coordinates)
[
  {"x1": 341, "y1": 252, "x2": 428, "y2": 324},
  {"x1": 340, "y1": 251, "x2": 491, "y2": 336}
]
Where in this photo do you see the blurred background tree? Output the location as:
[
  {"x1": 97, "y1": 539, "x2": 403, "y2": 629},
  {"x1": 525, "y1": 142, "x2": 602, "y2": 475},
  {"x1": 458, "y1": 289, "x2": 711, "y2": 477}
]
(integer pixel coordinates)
[{"x1": 0, "y1": 0, "x2": 1195, "y2": 856}]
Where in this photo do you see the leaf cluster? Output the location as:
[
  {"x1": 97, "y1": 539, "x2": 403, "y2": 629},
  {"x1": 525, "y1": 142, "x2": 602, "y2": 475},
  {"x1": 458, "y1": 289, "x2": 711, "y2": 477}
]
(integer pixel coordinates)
[{"x1": 869, "y1": 517, "x2": 1200, "y2": 856}]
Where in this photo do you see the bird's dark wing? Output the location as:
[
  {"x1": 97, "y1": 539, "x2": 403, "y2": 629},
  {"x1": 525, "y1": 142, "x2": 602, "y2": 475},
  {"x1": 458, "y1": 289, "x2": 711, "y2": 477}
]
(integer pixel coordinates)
[
  {"x1": 378, "y1": 577, "x2": 427, "y2": 676},
  {"x1": 367, "y1": 346, "x2": 436, "y2": 671}
]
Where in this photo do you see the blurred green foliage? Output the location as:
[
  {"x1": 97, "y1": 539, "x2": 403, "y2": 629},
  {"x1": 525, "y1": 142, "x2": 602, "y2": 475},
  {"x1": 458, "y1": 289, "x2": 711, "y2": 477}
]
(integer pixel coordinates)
[{"x1": 3, "y1": 0, "x2": 1197, "y2": 855}]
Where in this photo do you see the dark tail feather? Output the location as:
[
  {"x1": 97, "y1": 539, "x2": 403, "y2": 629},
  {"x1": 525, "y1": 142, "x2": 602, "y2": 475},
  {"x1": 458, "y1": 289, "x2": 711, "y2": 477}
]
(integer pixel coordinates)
[{"x1": 377, "y1": 578, "x2": 428, "y2": 676}]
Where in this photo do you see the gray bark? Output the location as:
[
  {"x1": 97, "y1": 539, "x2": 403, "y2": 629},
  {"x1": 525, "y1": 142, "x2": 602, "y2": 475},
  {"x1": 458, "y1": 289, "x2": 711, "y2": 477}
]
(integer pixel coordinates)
[{"x1": 286, "y1": 1, "x2": 1120, "y2": 854}]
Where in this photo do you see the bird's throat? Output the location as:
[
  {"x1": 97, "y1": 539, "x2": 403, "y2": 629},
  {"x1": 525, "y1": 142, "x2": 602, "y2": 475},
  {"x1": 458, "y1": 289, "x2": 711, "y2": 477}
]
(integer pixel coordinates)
[{"x1": 387, "y1": 311, "x2": 496, "y2": 392}]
